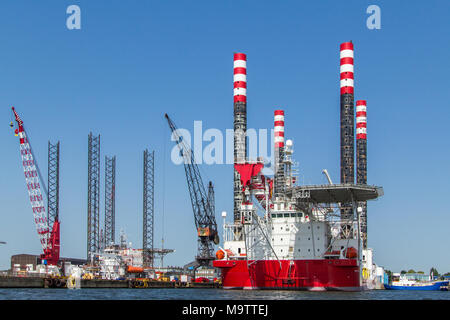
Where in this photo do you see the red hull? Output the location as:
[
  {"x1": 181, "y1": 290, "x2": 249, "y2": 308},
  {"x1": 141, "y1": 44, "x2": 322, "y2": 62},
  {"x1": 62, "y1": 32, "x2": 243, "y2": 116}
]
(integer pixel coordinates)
[{"x1": 213, "y1": 259, "x2": 361, "y2": 291}]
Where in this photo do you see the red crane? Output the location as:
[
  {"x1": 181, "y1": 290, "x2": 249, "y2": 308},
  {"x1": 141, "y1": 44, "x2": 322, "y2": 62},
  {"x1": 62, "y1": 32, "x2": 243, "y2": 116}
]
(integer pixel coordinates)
[{"x1": 11, "y1": 107, "x2": 60, "y2": 265}]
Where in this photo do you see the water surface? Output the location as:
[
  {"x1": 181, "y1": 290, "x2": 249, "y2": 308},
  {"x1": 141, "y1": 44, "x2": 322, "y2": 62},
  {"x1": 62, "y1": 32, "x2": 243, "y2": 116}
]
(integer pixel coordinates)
[{"x1": 0, "y1": 288, "x2": 448, "y2": 300}]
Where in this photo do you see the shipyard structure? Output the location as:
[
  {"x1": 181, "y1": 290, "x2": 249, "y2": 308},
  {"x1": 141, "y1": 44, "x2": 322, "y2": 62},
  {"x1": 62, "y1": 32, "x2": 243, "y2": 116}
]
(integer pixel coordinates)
[
  {"x1": 213, "y1": 43, "x2": 384, "y2": 291},
  {"x1": 9, "y1": 101, "x2": 221, "y2": 286},
  {"x1": 7, "y1": 42, "x2": 384, "y2": 290},
  {"x1": 8, "y1": 111, "x2": 181, "y2": 284}
]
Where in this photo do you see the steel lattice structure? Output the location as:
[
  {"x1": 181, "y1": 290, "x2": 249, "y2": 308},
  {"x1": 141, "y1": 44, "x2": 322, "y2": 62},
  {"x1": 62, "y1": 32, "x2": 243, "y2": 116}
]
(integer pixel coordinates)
[
  {"x1": 87, "y1": 133, "x2": 101, "y2": 261},
  {"x1": 233, "y1": 53, "x2": 247, "y2": 223},
  {"x1": 47, "y1": 141, "x2": 60, "y2": 229},
  {"x1": 340, "y1": 42, "x2": 355, "y2": 238},
  {"x1": 274, "y1": 110, "x2": 285, "y2": 199},
  {"x1": 11, "y1": 107, "x2": 60, "y2": 265},
  {"x1": 143, "y1": 149, "x2": 155, "y2": 268},
  {"x1": 104, "y1": 155, "x2": 116, "y2": 247},
  {"x1": 165, "y1": 114, "x2": 219, "y2": 267},
  {"x1": 208, "y1": 181, "x2": 215, "y2": 220},
  {"x1": 356, "y1": 100, "x2": 368, "y2": 248}
]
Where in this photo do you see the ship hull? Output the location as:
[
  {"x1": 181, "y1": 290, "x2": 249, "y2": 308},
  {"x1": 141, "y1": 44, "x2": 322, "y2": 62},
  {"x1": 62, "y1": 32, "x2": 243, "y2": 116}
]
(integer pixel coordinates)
[
  {"x1": 214, "y1": 258, "x2": 361, "y2": 291},
  {"x1": 384, "y1": 281, "x2": 449, "y2": 291}
]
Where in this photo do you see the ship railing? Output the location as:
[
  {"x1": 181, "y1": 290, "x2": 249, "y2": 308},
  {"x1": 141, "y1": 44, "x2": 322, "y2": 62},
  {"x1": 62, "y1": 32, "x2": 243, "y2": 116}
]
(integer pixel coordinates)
[
  {"x1": 222, "y1": 223, "x2": 245, "y2": 242},
  {"x1": 228, "y1": 255, "x2": 247, "y2": 260}
]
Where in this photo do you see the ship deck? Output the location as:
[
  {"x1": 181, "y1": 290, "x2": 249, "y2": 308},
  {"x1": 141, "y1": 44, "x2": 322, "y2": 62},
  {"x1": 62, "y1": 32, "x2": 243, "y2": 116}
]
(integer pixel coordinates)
[{"x1": 287, "y1": 183, "x2": 383, "y2": 204}]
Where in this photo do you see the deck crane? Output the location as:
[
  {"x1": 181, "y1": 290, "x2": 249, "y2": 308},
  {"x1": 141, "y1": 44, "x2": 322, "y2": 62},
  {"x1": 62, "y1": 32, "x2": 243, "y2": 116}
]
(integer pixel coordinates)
[
  {"x1": 10, "y1": 107, "x2": 60, "y2": 265},
  {"x1": 165, "y1": 114, "x2": 219, "y2": 267}
]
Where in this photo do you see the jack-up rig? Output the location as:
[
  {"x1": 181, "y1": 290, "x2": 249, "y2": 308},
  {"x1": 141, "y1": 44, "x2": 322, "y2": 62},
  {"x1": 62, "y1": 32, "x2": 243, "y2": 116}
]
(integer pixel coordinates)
[{"x1": 213, "y1": 44, "x2": 384, "y2": 291}]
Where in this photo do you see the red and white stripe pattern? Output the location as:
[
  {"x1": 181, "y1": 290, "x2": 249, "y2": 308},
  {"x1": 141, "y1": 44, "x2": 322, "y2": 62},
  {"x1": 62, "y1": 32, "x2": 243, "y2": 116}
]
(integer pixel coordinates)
[
  {"x1": 233, "y1": 53, "x2": 247, "y2": 103},
  {"x1": 356, "y1": 100, "x2": 367, "y2": 140},
  {"x1": 274, "y1": 110, "x2": 285, "y2": 148},
  {"x1": 340, "y1": 42, "x2": 354, "y2": 95},
  {"x1": 11, "y1": 107, "x2": 50, "y2": 252}
]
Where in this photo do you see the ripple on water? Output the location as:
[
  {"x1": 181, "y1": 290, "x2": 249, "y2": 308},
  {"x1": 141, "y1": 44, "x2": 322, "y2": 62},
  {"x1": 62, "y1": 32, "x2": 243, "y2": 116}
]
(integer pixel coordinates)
[{"x1": 0, "y1": 288, "x2": 449, "y2": 300}]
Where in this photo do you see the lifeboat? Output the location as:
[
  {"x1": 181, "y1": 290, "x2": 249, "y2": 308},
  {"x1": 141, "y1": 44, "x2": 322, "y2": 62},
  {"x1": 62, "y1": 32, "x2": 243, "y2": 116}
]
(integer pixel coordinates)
[
  {"x1": 127, "y1": 266, "x2": 144, "y2": 273},
  {"x1": 343, "y1": 247, "x2": 358, "y2": 259},
  {"x1": 215, "y1": 249, "x2": 234, "y2": 260}
]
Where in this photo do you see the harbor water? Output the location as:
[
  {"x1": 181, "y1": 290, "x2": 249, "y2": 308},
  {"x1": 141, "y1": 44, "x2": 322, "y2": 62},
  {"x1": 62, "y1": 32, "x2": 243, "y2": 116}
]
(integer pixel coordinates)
[{"x1": 0, "y1": 288, "x2": 449, "y2": 300}]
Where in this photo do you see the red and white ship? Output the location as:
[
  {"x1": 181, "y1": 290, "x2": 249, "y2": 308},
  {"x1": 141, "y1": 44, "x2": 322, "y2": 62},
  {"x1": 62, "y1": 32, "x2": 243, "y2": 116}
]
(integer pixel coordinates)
[
  {"x1": 213, "y1": 137, "x2": 381, "y2": 291},
  {"x1": 213, "y1": 45, "x2": 383, "y2": 291}
]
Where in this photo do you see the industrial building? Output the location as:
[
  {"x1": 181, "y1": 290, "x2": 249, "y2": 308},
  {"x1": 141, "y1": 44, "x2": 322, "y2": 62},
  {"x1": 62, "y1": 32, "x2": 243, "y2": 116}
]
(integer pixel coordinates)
[{"x1": 10, "y1": 254, "x2": 86, "y2": 275}]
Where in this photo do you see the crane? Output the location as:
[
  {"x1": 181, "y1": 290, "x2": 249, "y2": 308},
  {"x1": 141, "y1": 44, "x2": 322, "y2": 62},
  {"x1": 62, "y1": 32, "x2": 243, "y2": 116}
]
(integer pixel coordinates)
[
  {"x1": 10, "y1": 107, "x2": 60, "y2": 265},
  {"x1": 165, "y1": 114, "x2": 219, "y2": 267}
]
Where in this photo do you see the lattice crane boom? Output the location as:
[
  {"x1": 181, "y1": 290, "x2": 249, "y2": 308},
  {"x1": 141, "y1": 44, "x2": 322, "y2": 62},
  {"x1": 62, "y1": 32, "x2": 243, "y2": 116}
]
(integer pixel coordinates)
[
  {"x1": 11, "y1": 107, "x2": 60, "y2": 265},
  {"x1": 165, "y1": 114, "x2": 219, "y2": 265}
]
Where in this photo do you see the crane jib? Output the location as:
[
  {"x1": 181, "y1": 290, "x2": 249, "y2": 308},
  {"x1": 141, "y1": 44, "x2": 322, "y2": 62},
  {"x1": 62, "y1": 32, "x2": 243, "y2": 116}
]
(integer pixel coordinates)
[
  {"x1": 12, "y1": 107, "x2": 57, "y2": 263},
  {"x1": 165, "y1": 114, "x2": 219, "y2": 264}
]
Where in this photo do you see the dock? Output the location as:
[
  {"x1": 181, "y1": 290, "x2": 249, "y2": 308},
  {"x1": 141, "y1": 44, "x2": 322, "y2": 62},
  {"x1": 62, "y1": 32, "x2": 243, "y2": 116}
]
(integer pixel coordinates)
[{"x1": 0, "y1": 276, "x2": 221, "y2": 289}]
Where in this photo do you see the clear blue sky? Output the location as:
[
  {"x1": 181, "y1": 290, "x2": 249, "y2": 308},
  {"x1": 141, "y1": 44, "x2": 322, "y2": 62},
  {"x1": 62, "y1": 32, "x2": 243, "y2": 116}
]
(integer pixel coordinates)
[{"x1": 0, "y1": 0, "x2": 449, "y2": 274}]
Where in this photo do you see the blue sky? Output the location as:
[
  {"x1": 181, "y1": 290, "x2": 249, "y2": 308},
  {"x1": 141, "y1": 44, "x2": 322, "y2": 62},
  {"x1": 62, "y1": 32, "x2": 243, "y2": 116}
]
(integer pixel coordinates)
[{"x1": 0, "y1": 0, "x2": 449, "y2": 274}]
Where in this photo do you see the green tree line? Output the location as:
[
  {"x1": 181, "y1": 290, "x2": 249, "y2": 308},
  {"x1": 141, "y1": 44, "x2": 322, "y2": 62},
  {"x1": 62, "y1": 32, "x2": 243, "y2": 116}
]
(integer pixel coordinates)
[{"x1": 384, "y1": 267, "x2": 450, "y2": 282}]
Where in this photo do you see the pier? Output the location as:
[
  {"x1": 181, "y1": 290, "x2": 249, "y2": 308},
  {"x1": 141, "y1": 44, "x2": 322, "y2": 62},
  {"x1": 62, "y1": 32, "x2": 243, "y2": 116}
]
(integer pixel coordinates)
[{"x1": 0, "y1": 276, "x2": 221, "y2": 289}]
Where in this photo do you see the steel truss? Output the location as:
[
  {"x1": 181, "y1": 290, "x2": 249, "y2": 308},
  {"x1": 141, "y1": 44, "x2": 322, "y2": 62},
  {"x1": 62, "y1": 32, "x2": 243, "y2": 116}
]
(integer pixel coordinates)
[
  {"x1": 357, "y1": 138, "x2": 368, "y2": 248},
  {"x1": 87, "y1": 133, "x2": 100, "y2": 262},
  {"x1": 143, "y1": 149, "x2": 155, "y2": 268},
  {"x1": 234, "y1": 101, "x2": 247, "y2": 223},
  {"x1": 104, "y1": 155, "x2": 116, "y2": 247},
  {"x1": 340, "y1": 93, "x2": 355, "y2": 236},
  {"x1": 47, "y1": 141, "x2": 60, "y2": 230},
  {"x1": 165, "y1": 114, "x2": 219, "y2": 268}
]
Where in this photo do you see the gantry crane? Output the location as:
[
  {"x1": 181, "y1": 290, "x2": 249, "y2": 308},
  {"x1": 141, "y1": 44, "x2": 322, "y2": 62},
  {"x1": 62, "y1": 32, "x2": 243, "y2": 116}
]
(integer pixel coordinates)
[
  {"x1": 165, "y1": 114, "x2": 219, "y2": 267},
  {"x1": 10, "y1": 107, "x2": 60, "y2": 265}
]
